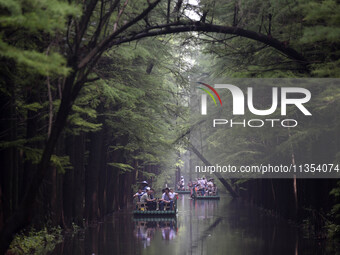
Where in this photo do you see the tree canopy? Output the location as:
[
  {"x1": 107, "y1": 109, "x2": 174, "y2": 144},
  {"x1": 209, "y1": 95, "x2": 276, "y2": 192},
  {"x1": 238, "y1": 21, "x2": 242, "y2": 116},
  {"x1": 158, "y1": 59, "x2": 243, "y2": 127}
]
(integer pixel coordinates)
[{"x1": 0, "y1": 0, "x2": 340, "y2": 253}]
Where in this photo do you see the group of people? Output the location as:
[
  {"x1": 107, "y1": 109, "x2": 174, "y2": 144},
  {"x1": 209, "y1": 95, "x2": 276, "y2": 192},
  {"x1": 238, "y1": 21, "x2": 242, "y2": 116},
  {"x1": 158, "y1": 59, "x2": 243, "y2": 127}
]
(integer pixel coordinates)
[
  {"x1": 133, "y1": 181, "x2": 178, "y2": 211},
  {"x1": 176, "y1": 176, "x2": 185, "y2": 191},
  {"x1": 189, "y1": 177, "x2": 218, "y2": 196}
]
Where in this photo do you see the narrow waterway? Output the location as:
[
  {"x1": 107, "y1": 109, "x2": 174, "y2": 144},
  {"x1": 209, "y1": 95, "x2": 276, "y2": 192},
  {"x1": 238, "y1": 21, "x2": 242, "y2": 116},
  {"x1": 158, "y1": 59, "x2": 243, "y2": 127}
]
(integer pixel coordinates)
[{"x1": 51, "y1": 195, "x2": 329, "y2": 255}]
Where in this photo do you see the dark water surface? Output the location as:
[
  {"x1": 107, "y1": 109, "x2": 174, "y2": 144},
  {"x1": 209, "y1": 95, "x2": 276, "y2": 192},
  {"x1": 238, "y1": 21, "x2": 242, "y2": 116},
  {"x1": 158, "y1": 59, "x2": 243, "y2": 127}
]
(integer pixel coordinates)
[{"x1": 51, "y1": 195, "x2": 332, "y2": 255}]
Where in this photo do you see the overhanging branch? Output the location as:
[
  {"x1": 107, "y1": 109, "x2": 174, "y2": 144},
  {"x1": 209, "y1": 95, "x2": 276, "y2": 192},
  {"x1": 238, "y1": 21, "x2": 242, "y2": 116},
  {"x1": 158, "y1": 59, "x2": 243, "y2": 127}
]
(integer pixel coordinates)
[{"x1": 109, "y1": 21, "x2": 307, "y2": 66}]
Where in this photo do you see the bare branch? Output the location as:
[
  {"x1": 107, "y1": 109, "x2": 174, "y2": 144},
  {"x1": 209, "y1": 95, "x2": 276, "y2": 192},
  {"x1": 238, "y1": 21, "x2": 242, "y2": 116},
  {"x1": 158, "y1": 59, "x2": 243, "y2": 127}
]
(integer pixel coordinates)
[
  {"x1": 89, "y1": 0, "x2": 120, "y2": 48},
  {"x1": 167, "y1": 0, "x2": 171, "y2": 24},
  {"x1": 78, "y1": 0, "x2": 162, "y2": 69},
  {"x1": 173, "y1": 0, "x2": 183, "y2": 21},
  {"x1": 76, "y1": 0, "x2": 99, "y2": 49},
  {"x1": 113, "y1": 0, "x2": 129, "y2": 32}
]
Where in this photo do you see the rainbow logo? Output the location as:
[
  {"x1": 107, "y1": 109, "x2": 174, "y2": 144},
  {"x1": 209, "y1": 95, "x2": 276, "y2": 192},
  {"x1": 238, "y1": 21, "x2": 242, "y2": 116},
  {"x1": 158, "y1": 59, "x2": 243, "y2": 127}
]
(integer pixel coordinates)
[{"x1": 197, "y1": 82, "x2": 223, "y2": 106}]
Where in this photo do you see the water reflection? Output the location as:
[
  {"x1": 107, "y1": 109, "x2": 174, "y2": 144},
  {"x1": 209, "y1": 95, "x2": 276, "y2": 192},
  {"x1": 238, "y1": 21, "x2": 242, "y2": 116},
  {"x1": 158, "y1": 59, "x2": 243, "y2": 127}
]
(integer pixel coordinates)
[
  {"x1": 134, "y1": 218, "x2": 178, "y2": 248},
  {"x1": 191, "y1": 198, "x2": 219, "y2": 219},
  {"x1": 50, "y1": 195, "x2": 334, "y2": 255}
]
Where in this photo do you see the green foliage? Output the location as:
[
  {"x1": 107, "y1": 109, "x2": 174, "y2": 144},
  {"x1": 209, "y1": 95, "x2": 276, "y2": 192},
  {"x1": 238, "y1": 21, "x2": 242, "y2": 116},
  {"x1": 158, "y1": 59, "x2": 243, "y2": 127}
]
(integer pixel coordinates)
[
  {"x1": 298, "y1": 0, "x2": 340, "y2": 77},
  {"x1": 328, "y1": 181, "x2": 340, "y2": 239},
  {"x1": 24, "y1": 147, "x2": 72, "y2": 174},
  {"x1": 107, "y1": 162, "x2": 134, "y2": 173},
  {"x1": 0, "y1": 0, "x2": 80, "y2": 32},
  {"x1": 330, "y1": 182, "x2": 340, "y2": 198},
  {"x1": 88, "y1": 38, "x2": 190, "y2": 187},
  {"x1": 0, "y1": 0, "x2": 80, "y2": 75},
  {"x1": 64, "y1": 83, "x2": 104, "y2": 135},
  {"x1": 197, "y1": 0, "x2": 306, "y2": 77},
  {"x1": 50, "y1": 154, "x2": 73, "y2": 174},
  {"x1": 0, "y1": 41, "x2": 70, "y2": 76},
  {"x1": 9, "y1": 226, "x2": 62, "y2": 255},
  {"x1": 0, "y1": 137, "x2": 72, "y2": 173},
  {"x1": 1, "y1": 0, "x2": 339, "y2": 249},
  {"x1": 187, "y1": 0, "x2": 340, "y2": 178},
  {"x1": 186, "y1": 1, "x2": 340, "y2": 238},
  {"x1": 21, "y1": 102, "x2": 44, "y2": 112}
]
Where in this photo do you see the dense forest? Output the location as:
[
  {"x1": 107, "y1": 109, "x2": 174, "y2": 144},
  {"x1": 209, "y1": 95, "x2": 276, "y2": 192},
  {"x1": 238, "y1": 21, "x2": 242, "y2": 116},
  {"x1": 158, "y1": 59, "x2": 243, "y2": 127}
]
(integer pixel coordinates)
[{"x1": 0, "y1": 0, "x2": 339, "y2": 254}]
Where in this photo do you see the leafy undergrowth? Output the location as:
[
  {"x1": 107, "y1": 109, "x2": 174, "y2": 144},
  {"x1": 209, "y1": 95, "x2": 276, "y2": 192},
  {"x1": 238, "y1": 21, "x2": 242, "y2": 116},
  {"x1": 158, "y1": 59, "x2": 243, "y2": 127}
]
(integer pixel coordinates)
[{"x1": 7, "y1": 226, "x2": 62, "y2": 255}]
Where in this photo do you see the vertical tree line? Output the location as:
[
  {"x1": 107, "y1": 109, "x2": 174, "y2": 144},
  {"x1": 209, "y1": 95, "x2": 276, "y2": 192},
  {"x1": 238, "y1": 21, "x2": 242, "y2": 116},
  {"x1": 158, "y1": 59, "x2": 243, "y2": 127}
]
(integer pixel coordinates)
[{"x1": 0, "y1": 0, "x2": 340, "y2": 253}]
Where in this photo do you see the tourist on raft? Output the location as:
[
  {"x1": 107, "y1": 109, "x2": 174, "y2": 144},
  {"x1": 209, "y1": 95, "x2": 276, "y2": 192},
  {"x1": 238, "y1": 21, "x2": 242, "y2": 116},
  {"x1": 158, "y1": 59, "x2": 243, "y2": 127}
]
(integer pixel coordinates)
[
  {"x1": 159, "y1": 187, "x2": 173, "y2": 210},
  {"x1": 191, "y1": 178, "x2": 217, "y2": 196},
  {"x1": 133, "y1": 188, "x2": 143, "y2": 201},
  {"x1": 140, "y1": 187, "x2": 157, "y2": 210},
  {"x1": 177, "y1": 176, "x2": 185, "y2": 191},
  {"x1": 169, "y1": 188, "x2": 178, "y2": 200},
  {"x1": 140, "y1": 181, "x2": 150, "y2": 192}
]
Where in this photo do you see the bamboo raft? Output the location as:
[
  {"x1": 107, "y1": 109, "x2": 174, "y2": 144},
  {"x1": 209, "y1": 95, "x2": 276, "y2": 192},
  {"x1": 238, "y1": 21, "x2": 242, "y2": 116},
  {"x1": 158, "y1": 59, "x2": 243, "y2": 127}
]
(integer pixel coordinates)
[
  {"x1": 175, "y1": 190, "x2": 190, "y2": 194},
  {"x1": 191, "y1": 188, "x2": 220, "y2": 200},
  {"x1": 133, "y1": 217, "x2": 177, "y2": 222},
  {"x1": 133, "y1": 210, "x2": 177, "y2": 216},
  {"x1": 133, "y1": 198, "x2": 178, "y2": 216}
]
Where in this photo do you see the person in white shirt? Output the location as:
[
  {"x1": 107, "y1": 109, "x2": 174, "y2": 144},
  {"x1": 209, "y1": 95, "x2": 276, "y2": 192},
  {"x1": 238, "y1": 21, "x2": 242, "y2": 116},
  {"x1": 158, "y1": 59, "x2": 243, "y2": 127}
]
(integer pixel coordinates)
[
  {"x1": 169, "y1": 189, "x2": 178, "y2": 199},
  {"x1": 180, "y1": 176, "x2": 185, "y2": 190},
  {"x1": 133, "y1": 188, "x2": 143, "y2": 201},
  {"x1": 207, "y1": 180, "x2": 213, "y2": 195},
  {"x1": 196, "y1": 178, "x2": 203, "y2": 196},
  {"x1": 159, "y1": 188, "x2": 173, "y2": 210},
  {"x1": 202, "y1": 177, "x2": 207, "y2": 187}
]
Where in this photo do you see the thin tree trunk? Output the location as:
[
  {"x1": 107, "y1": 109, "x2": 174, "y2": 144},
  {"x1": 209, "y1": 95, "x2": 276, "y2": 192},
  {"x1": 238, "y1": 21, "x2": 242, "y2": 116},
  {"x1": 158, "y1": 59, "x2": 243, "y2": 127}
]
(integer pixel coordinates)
[
  {"x1": 288, "y1": 123, "x2": 298, "y2": 216},
  {"x1": 46, "y1": 76, "x2": 53, "y2": 138}
]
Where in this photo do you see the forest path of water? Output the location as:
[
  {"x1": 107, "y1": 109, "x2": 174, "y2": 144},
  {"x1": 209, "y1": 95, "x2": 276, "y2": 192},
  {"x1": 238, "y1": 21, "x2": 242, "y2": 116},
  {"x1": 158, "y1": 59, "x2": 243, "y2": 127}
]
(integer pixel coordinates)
[{"x1": 51, "y1": 195, "x2": 328, "y2": 255}]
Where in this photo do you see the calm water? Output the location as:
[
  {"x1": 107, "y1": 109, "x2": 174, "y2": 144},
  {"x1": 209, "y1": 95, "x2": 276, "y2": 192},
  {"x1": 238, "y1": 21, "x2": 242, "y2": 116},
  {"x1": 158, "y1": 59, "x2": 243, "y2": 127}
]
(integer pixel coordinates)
[{"x1": 51, "y1": 195, "x2": 333, "y2": 255}]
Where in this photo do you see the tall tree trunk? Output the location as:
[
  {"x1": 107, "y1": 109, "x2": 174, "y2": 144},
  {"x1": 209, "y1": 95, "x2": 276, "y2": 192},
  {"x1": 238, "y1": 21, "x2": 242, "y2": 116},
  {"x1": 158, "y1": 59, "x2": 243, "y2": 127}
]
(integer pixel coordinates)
[
  {"x1": 85, "y1": 129, "x2": 103, "y2": 223},
  {"x1": 73, "y1": 134, "x2": 85, "y2": 226},
  {"x1": 0, "y1": 65, "x2": 18, "y2": 225},
  {"x1": 0, "y1": 69, "x2": 78, "y2": 254},
  {"x1": 63, "y1": 135, "x2": 76, "y2": 228},
  {"x1": 98, "y1": 125, "x2": 108, "y2": 217}
]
